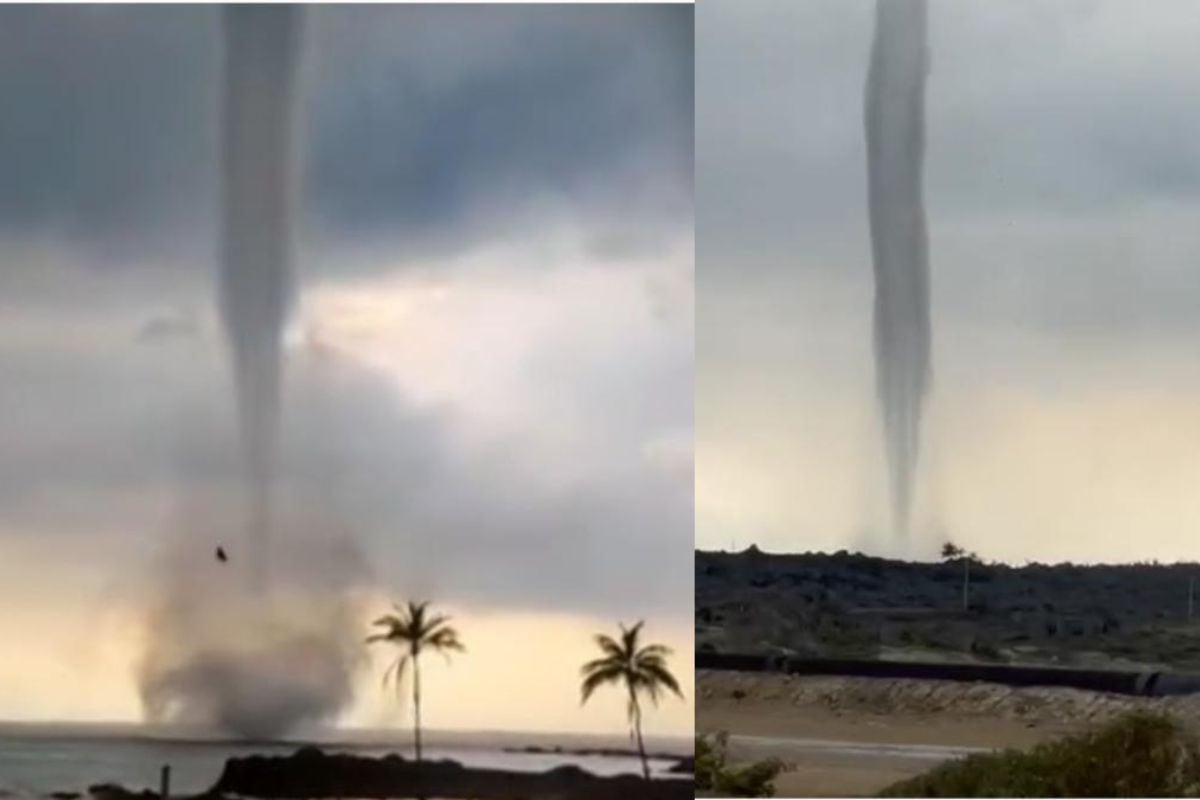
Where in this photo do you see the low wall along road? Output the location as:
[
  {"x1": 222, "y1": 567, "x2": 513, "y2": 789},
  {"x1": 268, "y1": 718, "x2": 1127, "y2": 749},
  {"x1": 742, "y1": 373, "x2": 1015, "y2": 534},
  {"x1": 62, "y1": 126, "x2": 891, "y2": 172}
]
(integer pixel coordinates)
[{"x1": 695, "y1": 651, "x2": 1200, "y2": 697}]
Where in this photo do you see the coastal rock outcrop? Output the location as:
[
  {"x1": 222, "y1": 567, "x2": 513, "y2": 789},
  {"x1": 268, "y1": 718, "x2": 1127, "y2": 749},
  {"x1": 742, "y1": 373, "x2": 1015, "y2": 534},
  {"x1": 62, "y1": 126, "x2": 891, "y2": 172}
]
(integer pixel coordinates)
[{"x1": 211, "y1": 746, "x2": 693, "y2": 800}]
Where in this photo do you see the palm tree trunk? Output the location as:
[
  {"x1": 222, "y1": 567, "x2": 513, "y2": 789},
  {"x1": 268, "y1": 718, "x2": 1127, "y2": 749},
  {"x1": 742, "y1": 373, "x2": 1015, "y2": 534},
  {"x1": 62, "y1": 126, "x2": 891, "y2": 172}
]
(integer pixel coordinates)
[
  {"x1": 629, "y1": 689, "x2": 649, "y2": 780},
  {"x1": 412, "y1": 654, "x2": 423, "y2": 762}
]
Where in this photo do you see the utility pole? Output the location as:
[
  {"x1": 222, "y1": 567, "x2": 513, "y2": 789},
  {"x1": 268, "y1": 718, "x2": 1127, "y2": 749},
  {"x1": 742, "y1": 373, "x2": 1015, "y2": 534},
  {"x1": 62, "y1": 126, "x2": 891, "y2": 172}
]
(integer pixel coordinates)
[
  {"x1": 962, "y1": 555, "x2": 970, "y2": 612},
  {"x1": 160, "y1": 765, "x2": 171, "y2": 800},
  {"x1": 1189, "y1": 576, "x2": 1195, "y2": 622}
]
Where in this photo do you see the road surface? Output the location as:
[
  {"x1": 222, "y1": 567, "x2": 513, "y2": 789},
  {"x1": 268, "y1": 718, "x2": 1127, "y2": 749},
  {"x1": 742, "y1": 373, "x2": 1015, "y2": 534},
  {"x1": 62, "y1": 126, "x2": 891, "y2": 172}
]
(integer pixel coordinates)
[{"x1": 721, "y1": 733, "x2": 992, "y2": 797}]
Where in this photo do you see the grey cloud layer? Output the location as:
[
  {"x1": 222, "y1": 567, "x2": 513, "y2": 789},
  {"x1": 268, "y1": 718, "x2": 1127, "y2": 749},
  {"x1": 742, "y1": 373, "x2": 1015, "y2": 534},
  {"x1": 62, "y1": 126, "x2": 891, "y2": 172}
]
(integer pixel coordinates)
[
  {"x1": 0, "y1": 4, "x2": 692, "y2": 262},
  {"x1": 0, "y1": 286, "x2": 692, "y2": 620},
  {"x1": 699, "y1": 0, "x2": 1200, "y2": 337}
]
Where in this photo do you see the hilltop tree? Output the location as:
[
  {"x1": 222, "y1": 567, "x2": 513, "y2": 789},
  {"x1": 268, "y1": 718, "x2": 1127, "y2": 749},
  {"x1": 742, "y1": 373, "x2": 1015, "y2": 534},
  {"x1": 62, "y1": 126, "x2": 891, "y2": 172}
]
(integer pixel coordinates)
[
  {"x1": 581, "y1": 621, "x2": 684, "y2": 780},
  {"x1": 367, "y1": 600, "x2": 465, "y2": 762},
  {"x1": 941, "y1": 541, "x2": 977, "y2": 612}
]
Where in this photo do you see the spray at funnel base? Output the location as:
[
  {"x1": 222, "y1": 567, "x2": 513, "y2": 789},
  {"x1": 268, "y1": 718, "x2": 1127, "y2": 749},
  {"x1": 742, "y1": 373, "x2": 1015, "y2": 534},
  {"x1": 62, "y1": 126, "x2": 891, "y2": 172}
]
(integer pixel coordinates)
[
  {"x1": 864, "y1": 0, "x2": 931, "y2": 542},
  {"x1": 137, "y1": 499, "x2": 371, "y2": 740}
]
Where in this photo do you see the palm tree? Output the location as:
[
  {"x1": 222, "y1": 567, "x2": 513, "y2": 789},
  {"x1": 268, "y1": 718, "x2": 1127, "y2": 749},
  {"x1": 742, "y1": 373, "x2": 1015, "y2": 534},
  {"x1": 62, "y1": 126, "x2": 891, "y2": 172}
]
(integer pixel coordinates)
[
  {"x1": 367, "y1": 600, "x2": 464, "y2": 762},
  {"x1": 580, "y1": 621, "x2": 683, "y2": 780}
]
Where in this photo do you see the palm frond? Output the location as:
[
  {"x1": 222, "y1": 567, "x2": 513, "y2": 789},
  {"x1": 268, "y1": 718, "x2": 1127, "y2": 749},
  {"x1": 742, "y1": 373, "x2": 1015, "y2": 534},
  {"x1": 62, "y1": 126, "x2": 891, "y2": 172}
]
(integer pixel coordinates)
[
  {"x1": 640, "y1": 661, "x2": 684, "y2": 699},
  {"x1": 381, "y1": 659, "x2": 393, "y2": 689},
  {"x1": 371, "y1": 599, "x2": 463, "y2": 698},
  {"x1": 381, "y1": 654, "x2": 410, "y2": 702},
  {"x1": 620, "y1": 620, "x2": 645, "y2": 655},
  {"x1": 635, "y1": 652, "x2": 670, "y2": 670},
  {"x1": 593, "y1": 634, "x2": 625, "y2": 659},
  {"x1": 429, "y1": 630, "x2": 464, "y2": 663},
  {"x1": 641, "y1": 676, "x2": 664, "y2": 707},
  {"x1": 636, "y1": 643, "x2": 673, "y2": 659},
  {"x1": 581, "y1": 620, "x2": 684, "y2": 720},
  {"x1": 580, "y1": 665, "x2": 623, "y2": 704},
  {"x1": 381, "y1": 656, "x2": 398, "y2": 689},
  {"x1": 429, "y1": 628, "x2": 464, "y2": 652},
  {"x1": 581, "y1": 656, "x2": 622, "y2": 676},
  {"x1": 391, "y1": 655, "x2": 410, "y2": 700}
]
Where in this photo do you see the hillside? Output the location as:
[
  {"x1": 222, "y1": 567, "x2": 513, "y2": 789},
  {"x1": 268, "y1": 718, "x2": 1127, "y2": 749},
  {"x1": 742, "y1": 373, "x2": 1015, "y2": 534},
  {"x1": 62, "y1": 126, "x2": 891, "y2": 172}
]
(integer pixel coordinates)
[{"x1": 696, "y1": 548, "x2": 1200, "y2": 669}]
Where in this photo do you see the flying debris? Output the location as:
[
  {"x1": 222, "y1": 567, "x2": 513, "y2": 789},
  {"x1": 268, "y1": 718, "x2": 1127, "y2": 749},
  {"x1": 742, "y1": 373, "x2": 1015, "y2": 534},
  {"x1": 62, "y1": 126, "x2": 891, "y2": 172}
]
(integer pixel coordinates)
[{"x1": 216, "y1": 546, "x2": 228, "y2": 563}]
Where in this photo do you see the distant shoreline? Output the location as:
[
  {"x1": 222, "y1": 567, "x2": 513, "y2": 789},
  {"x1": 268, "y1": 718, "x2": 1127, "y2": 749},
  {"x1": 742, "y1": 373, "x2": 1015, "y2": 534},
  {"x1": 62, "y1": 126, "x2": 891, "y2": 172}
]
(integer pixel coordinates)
[
  {"x1": 0, "y1": 726, "x2": 694, "y2": 797},
  {"x1": 501, "y1": 745, "x2": 688, "y2": 763},
  {"x1": 81, "y1": 746, "x2": 693, "y2": 800},
  {"x1": 0, "y1": 721, "x2": 691, "y2": 757}
]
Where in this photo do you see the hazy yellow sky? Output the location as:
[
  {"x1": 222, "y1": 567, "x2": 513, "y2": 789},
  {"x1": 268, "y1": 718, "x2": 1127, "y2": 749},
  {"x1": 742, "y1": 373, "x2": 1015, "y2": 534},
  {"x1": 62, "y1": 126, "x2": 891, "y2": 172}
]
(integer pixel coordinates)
[
  {"x1": 698, "y1": 270, "x2": 1200, "y2": 565},
  {"x1": 0, "y1": 545, "x2": 692, "y2": 736}
]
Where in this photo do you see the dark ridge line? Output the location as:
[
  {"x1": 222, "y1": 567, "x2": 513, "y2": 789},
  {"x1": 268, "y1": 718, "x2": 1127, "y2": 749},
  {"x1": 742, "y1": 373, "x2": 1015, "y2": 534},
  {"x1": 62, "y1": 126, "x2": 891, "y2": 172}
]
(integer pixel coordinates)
[{"x1": 695, "y1": 547, "x2": 1200, "y2": 571}]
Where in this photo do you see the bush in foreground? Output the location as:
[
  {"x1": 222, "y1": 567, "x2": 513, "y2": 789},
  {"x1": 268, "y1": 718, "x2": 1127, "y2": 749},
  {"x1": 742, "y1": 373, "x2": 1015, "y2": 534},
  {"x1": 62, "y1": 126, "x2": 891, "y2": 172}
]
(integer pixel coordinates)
[
  {"x1": 695, "y1": 732, "x2": 784, "y2": 797},
  {"x1": 880, "y1": 711, "x2": 1200, "y2": 797}
]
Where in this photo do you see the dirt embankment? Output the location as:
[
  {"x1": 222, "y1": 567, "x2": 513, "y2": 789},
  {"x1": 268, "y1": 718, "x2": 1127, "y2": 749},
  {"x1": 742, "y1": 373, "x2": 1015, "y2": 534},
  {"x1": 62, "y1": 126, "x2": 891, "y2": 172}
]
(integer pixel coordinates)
[{"x1": 699, "y1": 669, "x2": 1200, "y2": 729}]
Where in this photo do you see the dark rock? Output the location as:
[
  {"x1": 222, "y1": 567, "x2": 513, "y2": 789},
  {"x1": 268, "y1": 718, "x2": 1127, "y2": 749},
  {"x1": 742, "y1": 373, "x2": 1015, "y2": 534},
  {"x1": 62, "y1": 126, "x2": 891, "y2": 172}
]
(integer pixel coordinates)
[
  {"x1": 211, "y1": 746, "x2": 692, "y2": 800},
  {"x1": 87, "y1": 785, "x2": 157, "y2": 800},
  {"x1": 668, "y1": 756, "x2": 694, "y2": 775}
]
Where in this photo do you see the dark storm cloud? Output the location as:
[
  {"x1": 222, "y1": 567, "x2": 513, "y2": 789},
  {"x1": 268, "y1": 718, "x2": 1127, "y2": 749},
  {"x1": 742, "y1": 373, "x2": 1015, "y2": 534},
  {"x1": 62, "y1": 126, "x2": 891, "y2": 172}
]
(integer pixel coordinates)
[
  {"x1": 0, "y1": 5, "x2": 214, "y2": 253},
  {"x1": 306, "y1": 5, "x2": 693, "y2": 244},
  {"x1": 0, "y1": 4, "x2": 691, "y2": 262},
  {"x1": 0, "y1": 4, "x2": 692, "y2": 622}
]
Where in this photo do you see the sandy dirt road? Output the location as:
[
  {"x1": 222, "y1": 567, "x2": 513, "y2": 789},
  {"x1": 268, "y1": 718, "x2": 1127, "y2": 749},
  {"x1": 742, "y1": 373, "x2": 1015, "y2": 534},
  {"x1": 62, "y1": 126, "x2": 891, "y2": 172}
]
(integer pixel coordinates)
[
  {"x1": 721, "y1": 734, "x2": 986, "y2": 797},
  {"x1": 699, "y1": 680, "x2": 1088, "y2": 797}
]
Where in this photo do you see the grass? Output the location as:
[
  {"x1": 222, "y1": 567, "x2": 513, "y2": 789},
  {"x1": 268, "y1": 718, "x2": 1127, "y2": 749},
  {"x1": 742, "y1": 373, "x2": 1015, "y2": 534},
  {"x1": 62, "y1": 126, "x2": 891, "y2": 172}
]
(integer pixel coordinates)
[
  {"x1": 695, "y1": 732, "x2": 784, "y2": 797},
  {"x1": 880, "y1": 711, "x2": 1200, "y2": 797}
]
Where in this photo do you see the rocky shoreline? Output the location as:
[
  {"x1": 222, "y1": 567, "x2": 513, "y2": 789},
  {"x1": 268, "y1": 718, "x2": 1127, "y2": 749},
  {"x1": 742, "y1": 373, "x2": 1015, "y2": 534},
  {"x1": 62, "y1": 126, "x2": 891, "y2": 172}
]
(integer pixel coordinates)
[{"x1": 86, "y1": 746, "x2": 693, "y2": 800}]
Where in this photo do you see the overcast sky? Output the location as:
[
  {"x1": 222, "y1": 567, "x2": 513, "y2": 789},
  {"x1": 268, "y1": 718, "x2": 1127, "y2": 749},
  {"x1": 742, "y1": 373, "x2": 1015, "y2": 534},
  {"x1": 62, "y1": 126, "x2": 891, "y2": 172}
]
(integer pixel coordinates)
[
  {"x1": 698, "y1": 0, "x2": 1200, "y2": 564},
  {"x1": 0, "y1": 4, "x2": 693, "y2": 735}
]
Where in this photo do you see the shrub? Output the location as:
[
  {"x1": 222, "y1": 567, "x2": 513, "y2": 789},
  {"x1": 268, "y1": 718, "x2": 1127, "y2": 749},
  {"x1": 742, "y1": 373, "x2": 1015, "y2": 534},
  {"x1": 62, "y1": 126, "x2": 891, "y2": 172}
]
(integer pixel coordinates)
[
  {"x1": 696, "y1": 732, "x2": 785, "y2": 797},
  {"x1": 879, "y1": 711, "x2": 1200, "y2": 797}
]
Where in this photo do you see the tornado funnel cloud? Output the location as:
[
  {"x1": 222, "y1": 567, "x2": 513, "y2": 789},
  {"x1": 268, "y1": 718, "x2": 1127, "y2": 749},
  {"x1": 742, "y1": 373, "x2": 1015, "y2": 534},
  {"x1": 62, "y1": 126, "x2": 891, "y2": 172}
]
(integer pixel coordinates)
[
  {"x1": 138, "y1": 6, "x2": 371, "y2": 741},
  {"x1": 219, "y1": 5, "x2": 300, "y2": 588},
  {"x1": 864, "y1": 0, "x2": 931, "y2": 542}
]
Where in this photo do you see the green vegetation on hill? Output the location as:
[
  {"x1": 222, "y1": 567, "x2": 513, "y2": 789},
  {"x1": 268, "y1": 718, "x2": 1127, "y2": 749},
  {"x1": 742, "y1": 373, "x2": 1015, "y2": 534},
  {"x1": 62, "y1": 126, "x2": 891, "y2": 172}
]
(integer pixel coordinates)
[
  {"x1": 879, "y1": 712, "x2": 1200, "y2": 797},
  {"x1": 697, "y1": 549, "x2": 1200, "y2": 668}
]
